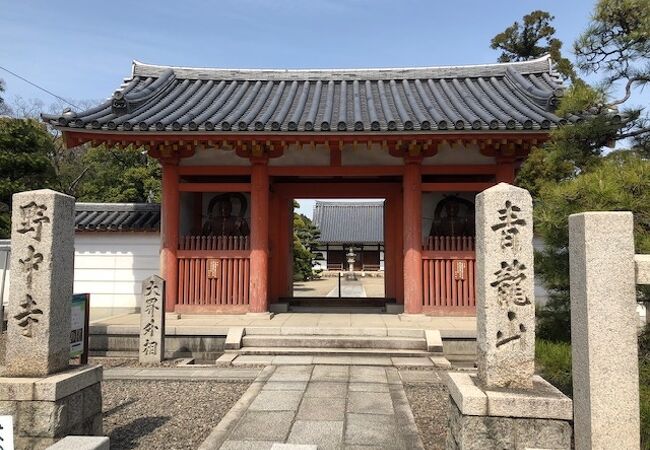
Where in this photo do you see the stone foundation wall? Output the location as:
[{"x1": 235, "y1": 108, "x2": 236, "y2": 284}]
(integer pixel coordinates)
[
  {"x1": 446, "y1": 397, "x2": 572, "y2": 450},
  {"x1": 0, "y1": 381, "x2": 102, "y2": 450}
]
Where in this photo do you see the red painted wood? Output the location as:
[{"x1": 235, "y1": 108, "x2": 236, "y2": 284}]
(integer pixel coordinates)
[
  {"x1": 161, "y1": 161, "x2": 180, "y2": 312},
  {"x1": 421, "y1": 182, "x2": 494, "y2": 192},
  {"x1": 421, "y1": 236, "x2": 476, "y2": 311},
  {"x1": 179, "y1": 182, "x2": 251, "y2": 192},
  {"x1": 249, "y1": 160, "x2": 270, "y2": 312},
  {"x1": 403, "y1": 160, "x2": 423, "y2": 314}
]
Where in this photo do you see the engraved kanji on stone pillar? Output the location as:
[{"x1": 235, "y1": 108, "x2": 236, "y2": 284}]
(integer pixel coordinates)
[
  {"x1": 476, "y1": 183, "x2": 535, "y2": 389},
  {"x1": 139, "y1": 275, "x2": 165, "y2": 363},
  {"x1": 5, "y1": 189, "x2": 75, "y2": 377}
]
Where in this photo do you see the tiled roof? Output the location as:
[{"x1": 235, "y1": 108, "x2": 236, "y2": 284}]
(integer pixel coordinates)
[
  {"x1": 75, "y1": 203, "x2": 160, "y2": 232},
  {"x1": 313, "y1": 201, "x2": 384, "y2": 244},
  {"x1": 43, "y1": 56, "x2": 568, "y2": 133}
]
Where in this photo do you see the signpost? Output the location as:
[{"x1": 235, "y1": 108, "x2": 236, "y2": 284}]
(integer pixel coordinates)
[{"x1": 70, "y1": 293, "x2": 90, "y2": 364}]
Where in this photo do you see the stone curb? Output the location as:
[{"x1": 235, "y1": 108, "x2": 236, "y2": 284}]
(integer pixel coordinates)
[
  {"x1": 198, "y1": 365, "x2": 276, "y2": 450},
  {"x1": 386, "y1": 367, "x2": 426, "y2": 450}
]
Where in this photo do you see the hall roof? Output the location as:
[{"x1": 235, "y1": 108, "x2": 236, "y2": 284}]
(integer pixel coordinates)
[
  {"x1": 313, "y1": 201, "x2": 384, "y2": 244},
  {"x1": 44, "y1": 55, "x2": 567, "y2": 134}
]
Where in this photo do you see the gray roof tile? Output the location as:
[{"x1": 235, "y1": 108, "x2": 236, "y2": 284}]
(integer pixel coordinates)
[
  {"x1": 44, "y1": 56, "x2": 567, "y2": 133},
  {"x1": 313, "y1": 201, "x2": 384, "y2": 244},
  {"x1": 75, "y1": 203, "x2": 160, "y2": 232}
]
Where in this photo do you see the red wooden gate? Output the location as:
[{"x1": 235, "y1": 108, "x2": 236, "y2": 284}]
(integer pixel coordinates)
[
  {"x1": 422, "y1": 236, "x2": 476, "y2": 315},
  {"x1": 176, "y1": 235, "x2": 250, "y2": 312}
]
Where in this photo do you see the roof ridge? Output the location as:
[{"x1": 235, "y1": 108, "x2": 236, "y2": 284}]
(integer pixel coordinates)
[
  {"x1": 130, "y1": 55, "x2": 554, "y2": 81},
  {"x1": 132, "y1": 55, "x2": 552, "y2": 75}
]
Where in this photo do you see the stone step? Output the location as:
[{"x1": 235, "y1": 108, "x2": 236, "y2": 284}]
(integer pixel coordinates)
[
  {"x1": 241, "y1": 335, "x2": 427, "y2": 350},
  {"x1": 244, "y1": 327, "x2": 424, "y2": 338},
  {"x1": 225, "y1": 354, "x2": 450, "y2": 369},
  {"x1": 232, "y1": 346, "x2": 432, "y2": 357}
]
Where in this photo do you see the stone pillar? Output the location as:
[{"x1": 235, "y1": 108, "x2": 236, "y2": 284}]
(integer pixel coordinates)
[
  {"x1": 476, "y1": 183, "x2": 535, "y2": 389},
  {"x1": 445, "y1": 183, "x2": 572, "y2": 450},
  {"x1": 161, "y1": 160, "x2": 179, "y2": 313},
  {"x1": 1, "y1": 189, "x2": 103, "y2": 449},
  {"x1": 5, "y1": 189, "x2": 74, "y2": 377},
  {"x1": 250, "y1": 159, "x2": 270, "y2": 313},
  {"x1": 569, "y1": 212, "x2": 639, "y2": 450},
  {"x1": 402, "y1": 159, "x2": 423, "y2": 314},
  {"x1": 139, "y1": 275, "x2": 165, "y2": 363}
]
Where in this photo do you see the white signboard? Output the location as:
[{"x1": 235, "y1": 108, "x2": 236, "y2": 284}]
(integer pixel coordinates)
[
  {"x1": 70, "y1": 293, "x2": 88, "y2": 357},
  {"x1": 0, "y1": 415, "x2": 15, "y2": 450}
]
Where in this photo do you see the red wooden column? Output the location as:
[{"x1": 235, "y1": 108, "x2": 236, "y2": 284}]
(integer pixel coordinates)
[
  {"x1": 161, "y1": 159, "x2": 180, "y2": 312},
  {"x1": 249, "y1": 158, "x2": 270, "y2": 312},
  {"x1": 495, "y1": 157, "x2": 516, "y2": 183},
  {"x1": 402, "y1": 157, "x2": 423, "y2": 314}
]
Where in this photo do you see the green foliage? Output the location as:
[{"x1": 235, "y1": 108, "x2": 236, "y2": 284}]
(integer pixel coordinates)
[
  {"x1": 634, "y1": 325, "x2": 649, "y2": 448},
  {"x1": 0, "y1": 118, "x2": 55, "y2": 237},
  {"x1": 575, "y1": 0, "x2": 650, "y2": 81},
  {"x1": 534, "y1": 153, "x2": 650, "y2": 340},
  {"x1": 490, "y1": 10, "x2": 574, "y2": 79},
  {"x1": 535, "y1": 339, "x2": 572, "y2": 396},
  {"x1": 74, "y1": 145, "x2": 161, "y2": 203},
  {"x1": 292, "y1": 207, "x2": 322, "y2": 281}
]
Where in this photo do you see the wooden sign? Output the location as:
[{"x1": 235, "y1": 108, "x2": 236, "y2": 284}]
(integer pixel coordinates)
[
  {"x1": 207, "y1": 259, "x2": 221, "y2": 279},
  {"x1": 453, "y1": 260, "x2": 467, "y2": 280}
]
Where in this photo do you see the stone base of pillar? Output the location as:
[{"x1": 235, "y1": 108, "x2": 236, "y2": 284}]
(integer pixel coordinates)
[
  {"x1": 0, "y1": 365, "x2": 103, "y2": 450},
  {"x1": 445, "y1": 372, "x2": 573, "y2": 450},
  {"x1": 245, "y1": 312, "x2": 275, "y2": 320}
]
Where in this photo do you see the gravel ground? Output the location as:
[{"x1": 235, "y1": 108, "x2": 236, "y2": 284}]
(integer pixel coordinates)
[
  {"x1": 404, "y1": 381, "x2": 450, "y2": 450},
  {"x1": 103, "y1": 380, "x2": 249, "y2": 450}
]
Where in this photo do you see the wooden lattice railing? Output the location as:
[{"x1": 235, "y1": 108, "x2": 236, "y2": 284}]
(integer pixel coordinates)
[
  {"x1": 179, "y1": 235, "x2": 249, "y2": 251},
  {"x1": 422, "y1": 235, "x2": 476, "y2": 311},
  {"x1": 177, "y1": 235, "x2": 251, "y2": 309}
]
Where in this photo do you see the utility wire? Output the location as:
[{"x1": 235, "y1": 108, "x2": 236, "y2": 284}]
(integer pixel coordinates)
[{"x1": 0, "y1": 64, "x2": 81, "y2": 111}]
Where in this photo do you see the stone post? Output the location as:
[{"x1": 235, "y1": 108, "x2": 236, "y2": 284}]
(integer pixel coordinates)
[
  {"x1": 445, "y1": 183, "x2": 572, "y2": 450},
  {"x1": 569, "y1": 212, "x2": 639, "y2": 450},
  {"x1": 476, "y1": 183, "x2": 535, "y2": 389},
  {"x1": 0, "y1": 189, "x2": 103, "y2": 448},
  {"x1": 139, "y1": 275, "x2": 165, "y2": 363},
  {"x1": 5, "y1": 189, "x2": 74, "y2": 377}
]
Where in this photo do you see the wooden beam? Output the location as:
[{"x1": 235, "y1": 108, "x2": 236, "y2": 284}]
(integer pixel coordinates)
[
  {"x1": 178, "y1": 183, "x2": 251, "y2": 192},
  {"x1": 178, "y1": 166, "x2": 251, "y2": 176},
  {"x1": 421, "y1": 182, "x2": 494, "y2": 192}
]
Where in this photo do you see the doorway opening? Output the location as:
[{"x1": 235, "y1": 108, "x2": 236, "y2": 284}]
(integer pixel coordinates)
[{"x1": 291, "y1": 198, "x2": 386, "y2": 302}]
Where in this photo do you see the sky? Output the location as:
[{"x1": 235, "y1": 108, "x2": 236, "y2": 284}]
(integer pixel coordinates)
[{"x1": 0, "y1": 0, "x2": 645, "y2": 217}]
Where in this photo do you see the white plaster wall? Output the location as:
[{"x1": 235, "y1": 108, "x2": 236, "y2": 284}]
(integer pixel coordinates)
[
  {"x1": 179, "y1": 145, "x2": 251, "y2": 166},
  {"x1": 73, "y1": 233, "x2": 160, "y2": 312},
  {"x1": 421, "y1": 142, "x2": 496, "y2": 165}
]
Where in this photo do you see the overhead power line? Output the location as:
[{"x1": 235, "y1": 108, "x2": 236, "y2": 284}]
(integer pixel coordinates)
[{"x1": 0, "y1": 64, "x2": 81, "y2": 111}]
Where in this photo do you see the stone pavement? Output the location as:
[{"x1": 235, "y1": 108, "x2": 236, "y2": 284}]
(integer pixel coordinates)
[
  {"x1": 202, "y1": 364, "x2": 424, "y2": 450},
  {"x1": 91, "y1": 312, "x2": 476, "y2": 338}
]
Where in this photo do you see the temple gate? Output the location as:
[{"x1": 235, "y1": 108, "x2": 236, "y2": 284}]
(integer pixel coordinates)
[{"x1": 44, "y1": 55, "x2": 565, "y2": 316}]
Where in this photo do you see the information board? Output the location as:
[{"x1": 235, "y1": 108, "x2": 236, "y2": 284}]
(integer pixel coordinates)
[{"x1": 71, "y1": 293, "x2": 90, "y2": 362}]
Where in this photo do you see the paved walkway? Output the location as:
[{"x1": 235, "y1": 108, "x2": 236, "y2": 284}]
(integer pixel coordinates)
[
  {"x1": 326, "y1": 278, "x2": 367, "y2": 298},
  {"x1": 91, "y1": 312, "x2": 476, "y2": 338},
  {"x1": 201, "y1": 365, "x2": 424, "y2": 450}
]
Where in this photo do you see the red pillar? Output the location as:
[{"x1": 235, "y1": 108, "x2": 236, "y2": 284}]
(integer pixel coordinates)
[
  {"x1": 403, "y1": 159, "x2": 423, "y2": 314},
  {"x1": 161, "y1": 160, "x2": 179, "y2": 313},
  {"x1": 495, "y1": 157, "x2": 516, "y2": 183},
  {"x1": 249, "y1": 159, "x2": 270, "y2": 312}
]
